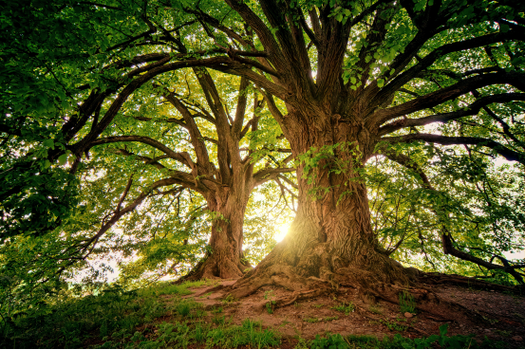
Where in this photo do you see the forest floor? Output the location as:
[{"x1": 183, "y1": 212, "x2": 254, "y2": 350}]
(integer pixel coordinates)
[{"x1": 167, "y1": 279, "x2": 525, "y2": 348}]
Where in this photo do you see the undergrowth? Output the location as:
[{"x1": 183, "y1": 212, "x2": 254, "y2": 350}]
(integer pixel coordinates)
[
  {"x1": 308, "y1": 324, "x2": 505, "y2": 349},
  {"x1": 0, "y1": 280, "x2": 214, "y2": 348},
  {"x1": 0, "y1": 279, "x2": 508, "y2": 349}
]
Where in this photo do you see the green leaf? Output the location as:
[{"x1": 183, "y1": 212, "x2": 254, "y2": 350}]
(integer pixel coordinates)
[
  {"x1": 43, "y1": 139, "x2": 54, "y2": 148},
  {"x1": 58, "y1": 154, "x2": 68, "y2": 165}
]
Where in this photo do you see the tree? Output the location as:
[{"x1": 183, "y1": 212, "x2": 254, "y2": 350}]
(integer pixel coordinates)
[
  {"x1": 1, "y1": 0, "x2": 293, "y2": 284},
  {"x1": 81, "y1": 68, "x2": 294, "y2": 280},
  {"x1": 2, "y1": 0, "x2": 525, "y2": 306},
  {"x1": 144, "y1": 0, "x2": 525, "y2": 299}
]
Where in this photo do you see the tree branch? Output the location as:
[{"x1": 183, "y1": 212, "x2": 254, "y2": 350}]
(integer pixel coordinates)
[
  {"x1": 89, "y1": 135, "x2": 196, "y2": 169},
  {"x1": 378, "y1": 93, "x2": 525, "y2": 135},
  {"x1": 383, "y1": 133, "x2": 525, "y2": 164},
  {"x1": 369, "y1": 27, "x2": 525, "y2": 112},
  {"x1": 370, "y1": 71, "x2": 525, "y2": 128}
]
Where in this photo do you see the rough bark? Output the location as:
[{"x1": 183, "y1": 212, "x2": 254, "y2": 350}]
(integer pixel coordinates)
[
  {"x1": 181, "y1": 186, "x2": 252, "y2": 280},
  {"x1": 230, "y1": 109, "x2": 411, "y2": 299}
]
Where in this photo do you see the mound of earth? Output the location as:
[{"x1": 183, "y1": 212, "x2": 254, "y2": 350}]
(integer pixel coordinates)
[{"x1": 171, "y1": 279, "x2": 525, "y2": 348}]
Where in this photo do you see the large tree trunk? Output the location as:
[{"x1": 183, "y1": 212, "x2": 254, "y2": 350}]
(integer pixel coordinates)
[
  {"x1": 181, "y1": 186, "x2": 252, "y2": 281},
  {"x1": 230, "y1": 112, "x2": 410, "y2": 297}
]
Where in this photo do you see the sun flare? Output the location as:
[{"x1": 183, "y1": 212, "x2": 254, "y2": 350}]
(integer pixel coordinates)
[{"x1": 275, "y1": 223, "x2": 291, "y2": 242}]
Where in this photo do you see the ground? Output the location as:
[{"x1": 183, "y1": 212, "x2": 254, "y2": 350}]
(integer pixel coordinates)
[{"x1": 146, "y1": 278, "x2": 525, "y2": 348}]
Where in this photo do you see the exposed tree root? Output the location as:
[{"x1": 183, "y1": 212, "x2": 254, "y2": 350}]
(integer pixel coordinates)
[
  {"x1": 219, "y1": 260, "x2": 523, "y2": 326},
  {"x1": 217, "y1": 217, "x2": 521, "y2": 321}
]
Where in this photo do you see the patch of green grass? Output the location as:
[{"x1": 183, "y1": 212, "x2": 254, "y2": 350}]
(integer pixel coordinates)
[
  {"x1": 102, "y1": 316, "x2": 277, "y2": 349},
  {"x1": 305, "y1": 315, "x2": 339, "y2": 323},
  {"x1": 311, "y1": 333, "x2": 349, "y2": 348},
  {"x1": 212, "y1": 313, "x2": 225, "y2": 326},
  {"x1": 324, "y1": 316, "x2": 339, "y2": 322},
  {"x1": 308, "y1": 324, "x2": 498, "y2": 349},
  {"x1": 139, "y1": 279, "x2": 216, "y2": 298},
  {"x1": 0, "y1": 284, "x2": 167, "y2": 348},
  {"x1": 369, "y1": 304, "x2": 383, "y2": 314},
  {"x1": 222, "y1": 294, "x2": 238, "y2": 304},
  {"x1": 176, "y1": 302, "x2": 191, "y2": 317},
  {"x1": 399, "y1": 291, "x2": 417, "y2": 314},
  {"x1": 170, "y1": 298, "x2": 203, "y2": 319},
  {"x1": 314, "y1": 303, "x2": 324, "y2": 308},
  {"x1": 206, "y1": 319, "x2": 281, "y2": 348},
  {"x1": 378, "y1": 318, "x2": 409, "y2": 332},
  {"x1": 331, "y1": 301, "x2": 355, "y2": 315}
]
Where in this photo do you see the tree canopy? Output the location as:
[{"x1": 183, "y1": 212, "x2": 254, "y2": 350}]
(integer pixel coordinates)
[{"x1": 1, "y1": 0, "x2": 525, "y2": 316}]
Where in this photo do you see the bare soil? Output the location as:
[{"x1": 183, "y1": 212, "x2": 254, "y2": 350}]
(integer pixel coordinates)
[{"x1": 173, "y1": 279, "x2": 525, "y2": 348}]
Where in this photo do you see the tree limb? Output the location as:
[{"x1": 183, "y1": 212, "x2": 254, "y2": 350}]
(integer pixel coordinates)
[
  {"x1": 383, "y1": 133, "x2": 525, "y2": 164},
  {"x1": 378, "y1": 93, "x2": 525, "y2": 135}
]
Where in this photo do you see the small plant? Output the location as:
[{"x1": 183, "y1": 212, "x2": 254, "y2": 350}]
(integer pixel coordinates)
[
  {"x1": 369, "y1": 304, "x2": 383, "y2": 314},
  {"x1": 494, "y1": 329, "x2": 511, "y2": 337},
  {"x1": 310, "y1": 333, "x2": 349, "y2": 349},
  {"x1": 332, "y1": 301, "x2": 355, "y2": 315},
  {"x1": 212, "y1": 313, "x2": 225, "y2": 326},
  {"x1": 176, "y1": 302, "x2": 191, "y2": 317},
  {"x1": 481, "y1": 315, "x2": 499, "y2": 325},
  {"x1": 294, "y1": 335, "x2": 309, "y2": 349},
  {"x1": 379, "y1": 318, "x2": 409, "y2": 332},
  {"x1": 399, "y1": 291, "x2": 417, "y2": 314},
  {"x1": 264, "y1": 290, "x2": 276, "y2": 314},
  {"x1": 314, "y1": 303, "x2": 324, "y2": 308},
  {"x1": 222, "y1": 294, "x2": 238, "y2": 304},
  {"x1": 324, "y1": 316, "x2": 339, "y2": 321},
  {"x1": 303, "y1": 316, "x2": 338, "y2": 323}
]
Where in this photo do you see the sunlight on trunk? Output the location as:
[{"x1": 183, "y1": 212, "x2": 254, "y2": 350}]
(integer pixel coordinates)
[{"x1": 274, "y1": 222, "x2": 291, "y2": 242}]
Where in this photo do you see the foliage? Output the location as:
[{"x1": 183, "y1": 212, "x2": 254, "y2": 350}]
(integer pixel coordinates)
[
  {"x1": 366, "y1": 150, "x2": 525, "y2": 282},
  {"x1": 0, "y1": 0, "x2": 154, "y2": 238},
  {"x1": 310, "y1": 333, "x2": 349, "y2": 349},
  {"x1": 331, "y1": 301, "x2": 355, "y2": 315},
  {"x1": 2, "y1": 0, "x2": 525, "y2": 333},
  {"x1": 0, "y1": 284, "x2": 152, "y2": 348},
  {"x1": 264, "y1": 290, "x2": 277, "y2": 314},
  {"x1": 0, "y1": 276, "x2": 510, "y2": 349},
  {"x1": 399, "y1": 291, "x2": 417, "y2": 314},
  {"x1": 309, "y1": 324, "x2": 499, "y2": 349}
]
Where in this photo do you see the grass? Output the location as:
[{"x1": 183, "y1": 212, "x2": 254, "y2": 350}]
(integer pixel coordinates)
[
  {"x1": 305, "y1": 315, "x2": 340, "y2": 323},
  {"x1": 331, "y1": 301, "x2": 355, "y2": 315},
  {"x1": 0, "y1": 278, "x2": 508, "y2": 349},
  {"x1": 264, "y1": 290, "x2": 277, "y2": 314},
  {"x1": 369, "y1": 304, "x2": 383, "y2": 314},
  {"x1": 399, "y1": 291, "x2": 417, "y2": 314},
  {"x1": 377, "y1": 318, "x2": 409, "y2": 332},
  {"x1": 307, "y1": 324, "x2": 504, "y2": 349}
]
